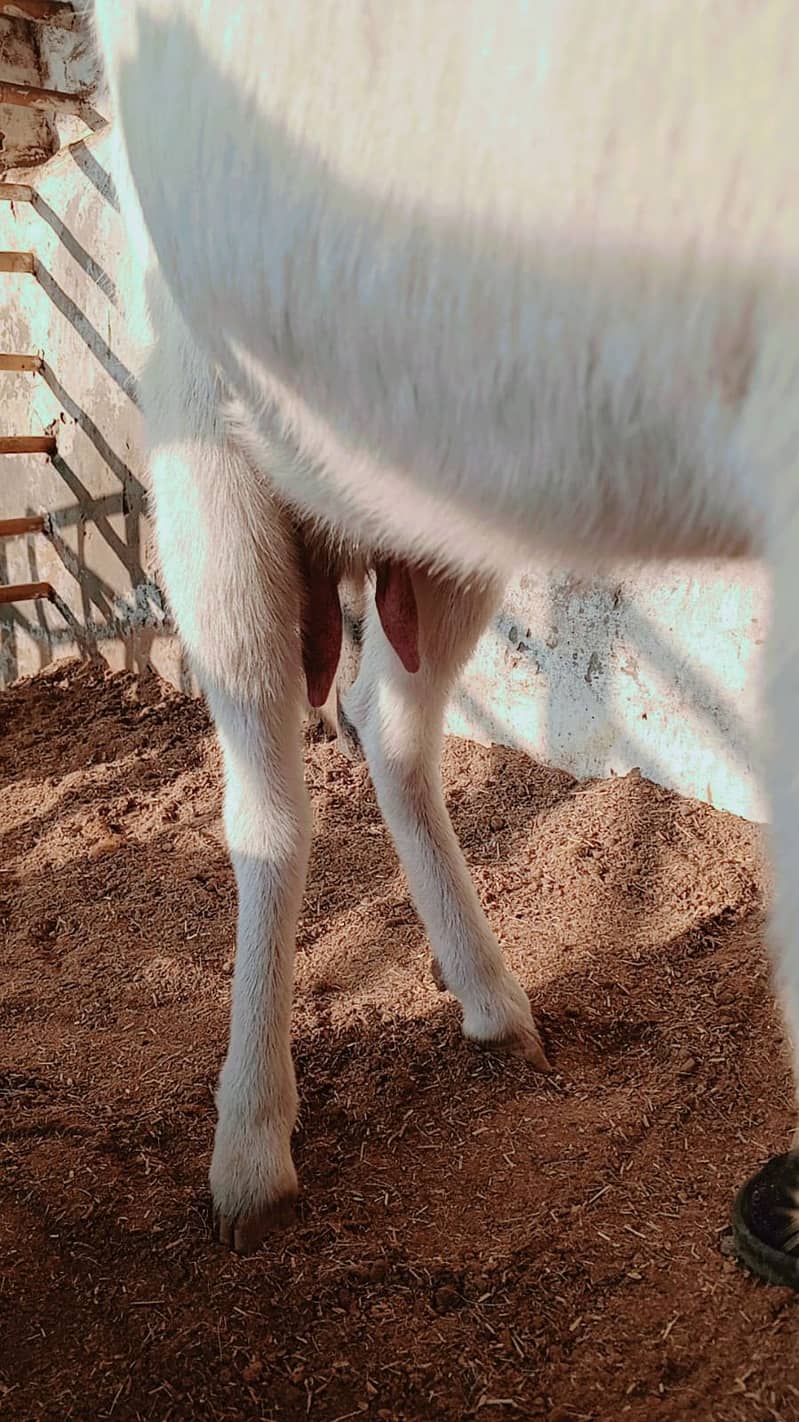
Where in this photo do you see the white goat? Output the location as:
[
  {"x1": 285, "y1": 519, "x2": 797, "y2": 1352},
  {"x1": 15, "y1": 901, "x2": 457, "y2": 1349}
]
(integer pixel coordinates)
[{"x1": 92, "y1": 0, "x2": 799, "y2": 1251}]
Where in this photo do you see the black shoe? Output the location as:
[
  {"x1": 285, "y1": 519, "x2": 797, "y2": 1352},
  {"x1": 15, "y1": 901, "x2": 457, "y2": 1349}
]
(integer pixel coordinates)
[{"x1": 732, "y1": 1151, "x2": 799, "y2": 1290}]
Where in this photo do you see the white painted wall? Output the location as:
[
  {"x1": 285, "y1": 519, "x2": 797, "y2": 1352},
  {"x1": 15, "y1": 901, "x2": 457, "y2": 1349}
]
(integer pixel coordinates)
[{"x1": 448, "y1": 563, "x2": 767, "y2": 820}]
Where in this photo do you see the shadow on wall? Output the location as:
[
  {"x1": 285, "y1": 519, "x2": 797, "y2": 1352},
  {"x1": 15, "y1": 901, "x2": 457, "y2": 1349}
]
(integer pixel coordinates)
[{"x1": 0, "y1": 140, "x2": 196, "y2": 693}]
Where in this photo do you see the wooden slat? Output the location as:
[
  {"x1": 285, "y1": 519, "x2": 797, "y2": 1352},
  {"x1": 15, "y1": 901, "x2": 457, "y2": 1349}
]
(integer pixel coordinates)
[
  {"x1": 0, "y1": 183, "x2": 34, "y2": 203},
  {"x1": 0, "y1": 354, "x2": 42, "y2": 371},
  {"x1": 0, "y1": 435, "x2": 56, "y2": 454},
  {"x1": 0, "y1": 515, "x2": 45, "y2": 537},
  {"x1": 0, "y1": 251, "x2": 34, "y2": 274},
  {"x1": 0, "y1": 580, "x2": 52, "y2": 605},
  {"x1": 0, "y1": 79, "x2": 91, "y2": 118},
  {"x1": 0, "y1": 0, "x2": 74, "y2": 20}
]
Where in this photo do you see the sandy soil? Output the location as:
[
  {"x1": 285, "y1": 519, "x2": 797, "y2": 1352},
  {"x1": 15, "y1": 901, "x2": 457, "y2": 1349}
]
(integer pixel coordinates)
[{"x1": 2, "y1": 659, "x2": 797, "y2": 1422}]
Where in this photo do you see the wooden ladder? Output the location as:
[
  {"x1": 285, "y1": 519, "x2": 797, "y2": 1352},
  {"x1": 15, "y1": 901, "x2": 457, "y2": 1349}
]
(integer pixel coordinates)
[
  {"x1": 0, "y1": 183, "x2": 53, "y2": 603},
  {"x1": 0, "y1": 0, "x2": 100, "y2": 609},
  {"x1": 0, "y1": 2, "x2": 75, "y2": 22}
]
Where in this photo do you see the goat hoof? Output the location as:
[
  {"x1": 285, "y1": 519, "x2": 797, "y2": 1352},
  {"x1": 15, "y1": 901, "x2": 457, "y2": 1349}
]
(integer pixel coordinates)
[
  {"x1": 464, "y1": 972, "x2": 551, "y2": 1071},
  {"x1": 216, "y1": 1191, "x2": 298, "y2": 1253},
  {"x1": 510, "y1": 1024, "x2": 552, "y2": 1072},
  {"x1": 488, "y1": 1020, "x2": 552, "y2": 1072}
]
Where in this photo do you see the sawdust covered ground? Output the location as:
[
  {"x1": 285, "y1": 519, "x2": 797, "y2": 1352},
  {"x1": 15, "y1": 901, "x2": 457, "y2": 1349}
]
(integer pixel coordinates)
[{"x1": 1, "y1": 660, "x2": 797, "y2": 1422}]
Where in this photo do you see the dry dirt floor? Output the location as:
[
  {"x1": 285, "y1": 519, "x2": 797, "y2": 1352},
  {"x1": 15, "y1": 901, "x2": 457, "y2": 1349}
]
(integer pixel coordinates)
[{"x1": 2, "y1": 659, "x2": 798, "y2": 1422}]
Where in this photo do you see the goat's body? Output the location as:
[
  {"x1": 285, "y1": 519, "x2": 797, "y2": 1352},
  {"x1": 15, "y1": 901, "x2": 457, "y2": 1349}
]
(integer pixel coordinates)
[
  {"x1": 100, "y1": 2, "x2": 799, "y2": 573},
  {"x1": 92, "y1": 0, "x2": 799, "y2": 1248}
]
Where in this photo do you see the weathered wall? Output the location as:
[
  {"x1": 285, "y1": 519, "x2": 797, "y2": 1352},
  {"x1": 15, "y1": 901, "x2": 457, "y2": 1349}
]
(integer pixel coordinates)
[
  {"x1": 0, "y1": 12, "x2": 56, "y2": 172},
  {"x1": 446, "y1": 563, "x2": 767, "y2": 821},
  {"x1": 0, "y1": 46, "x2": 188, "y2": 691},
  {"x1": 0, "y1": 14, "x2": 767, "y2": 821},
  {"x1": 0, "y1": 123, "x2": 188, "y2": 688}
]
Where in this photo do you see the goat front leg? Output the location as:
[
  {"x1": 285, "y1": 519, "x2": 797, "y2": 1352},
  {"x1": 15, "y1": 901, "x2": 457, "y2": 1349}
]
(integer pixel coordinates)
[
  {"x1": 344, "y1": 567, "x2": 549, "y2": 1067},
  {"x1": 768, "y1": 512, "x2": 799, "y2": 1146},
  {"x1": 208, "y1": 680, "x2": 309, "y2": 1251},
  {"x1": 143, "y1": 324, "x2": 309, "y2": 1251},
  {"x1": 728, "y1": 508, "x2": 799, "y2": 1286}
]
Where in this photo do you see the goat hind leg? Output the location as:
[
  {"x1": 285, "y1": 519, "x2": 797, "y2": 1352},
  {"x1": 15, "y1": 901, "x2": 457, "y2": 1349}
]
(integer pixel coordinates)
[{"x1": 344, "y1": 567, "x2": 550, "y2": 1067}]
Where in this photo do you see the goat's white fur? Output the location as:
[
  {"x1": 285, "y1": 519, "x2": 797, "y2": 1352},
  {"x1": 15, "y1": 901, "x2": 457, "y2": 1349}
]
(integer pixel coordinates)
[{"x1": 92, "y1": 0, "x2": 799, "y2": 1248}]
